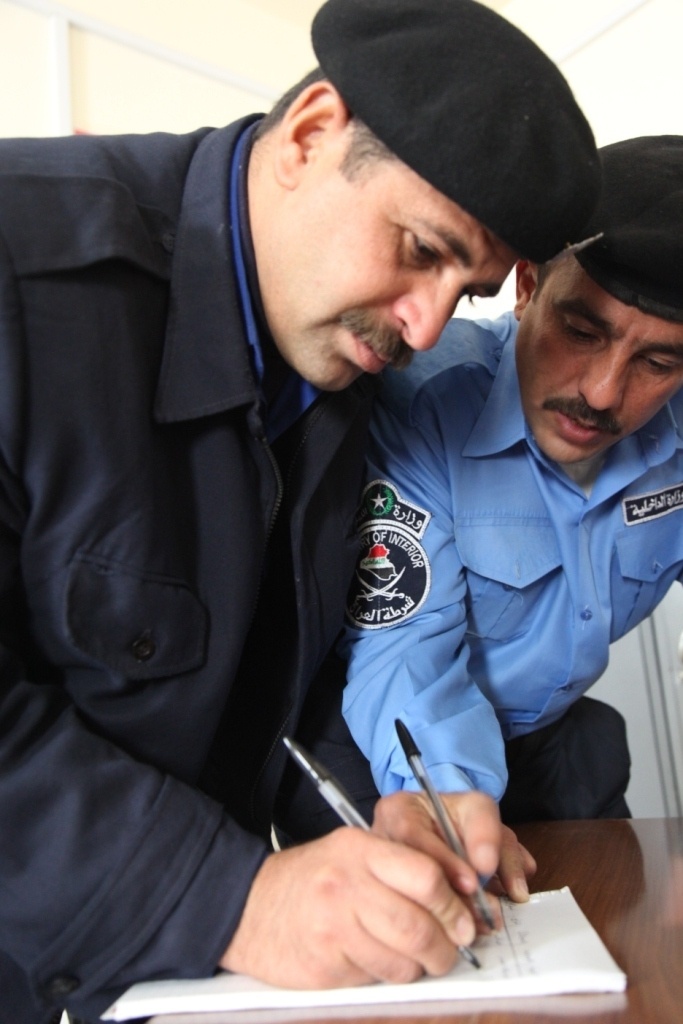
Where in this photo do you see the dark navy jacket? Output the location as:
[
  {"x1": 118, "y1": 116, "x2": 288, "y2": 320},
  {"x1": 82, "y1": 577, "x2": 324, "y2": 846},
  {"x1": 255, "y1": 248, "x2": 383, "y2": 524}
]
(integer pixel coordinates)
[{"x1": 0, "y1": 119, "x2": 376, "y2": 1022}]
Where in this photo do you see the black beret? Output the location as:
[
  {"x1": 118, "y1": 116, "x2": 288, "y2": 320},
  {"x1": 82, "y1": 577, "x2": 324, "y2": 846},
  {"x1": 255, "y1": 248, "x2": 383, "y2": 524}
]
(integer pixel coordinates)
[
  {"x1": 311, "y1": 0, "x2": 600, "y2": 263},
  {"x1": 576, "y1": 136, "x2": 683, "y2": 323}
]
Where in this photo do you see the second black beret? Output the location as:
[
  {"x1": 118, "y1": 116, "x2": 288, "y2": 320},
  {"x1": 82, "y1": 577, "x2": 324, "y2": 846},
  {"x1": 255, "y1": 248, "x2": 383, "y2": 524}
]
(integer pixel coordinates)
[{"x1": 577, "y1": 136, "x2": 683, "y2": 323}]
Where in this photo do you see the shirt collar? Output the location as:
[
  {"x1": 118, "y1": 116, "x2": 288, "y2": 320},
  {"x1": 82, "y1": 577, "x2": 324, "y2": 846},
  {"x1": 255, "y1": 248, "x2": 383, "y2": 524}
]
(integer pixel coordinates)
[
  {"x1": 229, "y1": 121, "x2": 320, "y2": 441},
  {"x1": 462, "y1": 321, "x2": 526, "y2": 457}
]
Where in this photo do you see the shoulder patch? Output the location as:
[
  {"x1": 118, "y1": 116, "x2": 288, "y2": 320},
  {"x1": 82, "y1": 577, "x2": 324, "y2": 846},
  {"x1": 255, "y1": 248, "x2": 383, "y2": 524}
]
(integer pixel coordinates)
[
  {"x1": 355, "y1": 479, "x2": 431, "y2": 538},
  {"x1": 346, "y1": 480, "x2": 432, "y2": 630},
  {"x1": 623, "y1": 483, "x2": 683, "y2": 524}
]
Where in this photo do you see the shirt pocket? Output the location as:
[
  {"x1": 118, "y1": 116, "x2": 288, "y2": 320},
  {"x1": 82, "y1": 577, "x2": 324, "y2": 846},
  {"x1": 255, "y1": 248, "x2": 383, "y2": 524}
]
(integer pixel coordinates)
[
  {"x1": 65, "y1": 552, "x2": 207, "y2": 680},
  {"x1": 613, "y1": 517, "x2": 683, "y2": 633},
  {"x1": 615, "y1": 515, "x2": 683, "y2": 582},
  {"x1": 457, "y1": 521, "x2": 561, "y2": 642}
]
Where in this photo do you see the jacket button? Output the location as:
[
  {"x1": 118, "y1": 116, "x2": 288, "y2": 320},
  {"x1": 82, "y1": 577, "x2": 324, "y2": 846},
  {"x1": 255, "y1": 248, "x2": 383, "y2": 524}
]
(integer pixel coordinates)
[
  {"x1": 131, "y1": 631, "x2": 156, "y2": 661},
  {"x1": 44, "y1": 974, "x2": 81, "y2": 998}
]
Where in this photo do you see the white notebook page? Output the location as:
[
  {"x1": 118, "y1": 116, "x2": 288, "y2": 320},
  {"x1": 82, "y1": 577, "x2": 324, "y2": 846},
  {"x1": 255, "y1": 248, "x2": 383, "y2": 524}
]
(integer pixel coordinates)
[{"x1": 102, "y1": 887, "x2": 626, "y2": 1021}]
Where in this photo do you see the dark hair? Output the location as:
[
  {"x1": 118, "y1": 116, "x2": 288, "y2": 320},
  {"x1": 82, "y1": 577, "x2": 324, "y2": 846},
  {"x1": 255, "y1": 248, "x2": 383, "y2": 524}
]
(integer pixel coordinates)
[
  {"x1": 340, "y1": 119, "x2": 396, "y2": 181},
  {"x1": 253, "y1": 66, "x2": 396, "y2": 180},
  {"x1": 535, "y1": 261, "x2": 552, "y2": 292}
]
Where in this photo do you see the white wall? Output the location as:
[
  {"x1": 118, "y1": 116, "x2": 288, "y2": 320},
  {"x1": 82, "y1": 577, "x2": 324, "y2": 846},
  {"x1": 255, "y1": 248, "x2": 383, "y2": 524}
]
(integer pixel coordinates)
[{"x1": 0, "y1": 0, "x2": 316, "y2": 136}]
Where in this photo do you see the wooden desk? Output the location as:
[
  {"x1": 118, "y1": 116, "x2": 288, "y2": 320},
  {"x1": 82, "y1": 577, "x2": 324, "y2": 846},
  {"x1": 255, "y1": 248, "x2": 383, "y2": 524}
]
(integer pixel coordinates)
[
  {"x1": 509, "y1": 817, "x2": 683, "y2": 1024},
  {"x1": 151, "y1": 817, "x2": 683, "y2": 1024}
]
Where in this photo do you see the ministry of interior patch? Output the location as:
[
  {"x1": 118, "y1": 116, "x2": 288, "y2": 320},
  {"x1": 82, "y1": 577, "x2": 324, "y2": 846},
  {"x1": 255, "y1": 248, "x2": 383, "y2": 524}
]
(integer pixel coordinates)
[
  {"x1": 623, "y1": 483, "x2": 683, "y2": 524},
  {"x1": 346, "y1": 479, "x2": 432, "y2": 630}
]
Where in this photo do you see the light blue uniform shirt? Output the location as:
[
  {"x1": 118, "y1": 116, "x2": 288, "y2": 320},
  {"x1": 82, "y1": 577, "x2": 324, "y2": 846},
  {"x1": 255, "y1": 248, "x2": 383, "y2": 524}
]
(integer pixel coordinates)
[{"x1": 340, "y1": 313, "x2": 683, "y2": 800}]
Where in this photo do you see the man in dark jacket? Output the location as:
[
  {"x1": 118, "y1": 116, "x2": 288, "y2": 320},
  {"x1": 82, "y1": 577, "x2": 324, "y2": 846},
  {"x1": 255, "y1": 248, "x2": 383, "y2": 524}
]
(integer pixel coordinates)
[{"x1": 0, "y1": 1, "x2": 600, "y2": 1021}]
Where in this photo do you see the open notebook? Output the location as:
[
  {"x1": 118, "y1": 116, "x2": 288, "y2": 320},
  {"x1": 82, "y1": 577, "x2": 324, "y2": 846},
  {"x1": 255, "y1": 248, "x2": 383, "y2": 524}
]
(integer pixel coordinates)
[{"x1": 102, "y1": 887, "x2": 626, "y2": 1020}]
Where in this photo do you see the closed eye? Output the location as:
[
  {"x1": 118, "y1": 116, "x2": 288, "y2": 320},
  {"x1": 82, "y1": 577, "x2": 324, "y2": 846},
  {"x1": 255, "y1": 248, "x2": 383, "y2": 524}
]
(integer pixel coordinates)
[
  {"x1": 641, "y1": 353, "x2": 683, "y2": 375},
  {"x1": 564, "y1": 321, "x2": 598, "y2": 342},
  {"x1": 409, "y1": 235, "x2": 441, "y2": 268}
]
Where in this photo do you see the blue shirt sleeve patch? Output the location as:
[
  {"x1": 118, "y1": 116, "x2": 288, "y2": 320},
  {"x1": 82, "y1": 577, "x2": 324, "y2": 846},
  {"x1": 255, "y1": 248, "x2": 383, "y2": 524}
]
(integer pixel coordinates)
[{"x1": 347, "y1": 480, "x2": 432, "y2": 630}]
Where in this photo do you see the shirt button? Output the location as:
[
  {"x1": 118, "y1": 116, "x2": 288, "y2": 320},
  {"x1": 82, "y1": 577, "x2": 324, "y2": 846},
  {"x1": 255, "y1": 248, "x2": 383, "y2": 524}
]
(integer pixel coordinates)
[
  {"x1": 580, "y1": 607, "x2": 593, "y2": 621},
  {"x1": 44, "y1": 974, "x2": 81, "y2": 998},
  {"x1": 131, "y1": 631, "x2": 156, "y2": 661},
  {"x1": 160, "y1": 231, "x2": 175, "y2": 253}
]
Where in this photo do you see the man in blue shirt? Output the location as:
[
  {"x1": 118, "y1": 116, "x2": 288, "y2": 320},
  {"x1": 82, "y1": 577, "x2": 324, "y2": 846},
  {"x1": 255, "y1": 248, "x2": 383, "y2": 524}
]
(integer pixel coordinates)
[{"x1": 341, "y1": 135, "x2": 683, "y2": 822}]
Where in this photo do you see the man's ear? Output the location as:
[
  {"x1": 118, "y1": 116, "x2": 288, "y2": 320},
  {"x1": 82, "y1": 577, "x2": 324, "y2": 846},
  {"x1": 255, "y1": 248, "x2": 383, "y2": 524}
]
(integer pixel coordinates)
[
  {"x1": 513, "y1": 260, "x2": 540, "y2": 321},
  {"x1": 273, "y1": 81, "x2": 351, "y2": 190}
]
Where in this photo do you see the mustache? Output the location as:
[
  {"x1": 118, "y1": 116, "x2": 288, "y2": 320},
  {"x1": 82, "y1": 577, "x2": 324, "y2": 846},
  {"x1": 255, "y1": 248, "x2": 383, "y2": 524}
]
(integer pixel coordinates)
[
  {"x1": 543, "y1": 396, "x2": 621, "y2": 435},
  {"x1": 340, "y1": 310, "x2": 413, "y2": 370}
]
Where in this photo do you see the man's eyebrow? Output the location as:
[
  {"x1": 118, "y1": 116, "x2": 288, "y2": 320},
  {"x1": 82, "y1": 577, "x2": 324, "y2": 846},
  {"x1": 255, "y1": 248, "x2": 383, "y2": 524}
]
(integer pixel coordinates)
[
  {"x1": 417, "y1": 219, "x2": 473, "y2": 267},
  {"x1": 557, "y1": 298, "x2": 683, "y2": 355},
  {"x1": 439, "y1": 234, "x2": 504, "y2": 294},
  {"x1": 440, "y1": 230, "x2": 473, "y2": 266},
  {"x1": 555, "y1": 297, "x2": 613, "y2": 335},
  {"x1": 641, "y1": 341, "x2": 683, "y2": 358}
]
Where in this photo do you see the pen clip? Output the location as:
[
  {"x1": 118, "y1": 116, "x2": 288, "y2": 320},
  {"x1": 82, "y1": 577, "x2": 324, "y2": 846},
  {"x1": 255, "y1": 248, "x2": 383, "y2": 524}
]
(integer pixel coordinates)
[
  {"x1": 283, "y1": 736, "x2": 369, "y2": 830},
  {"x1": 283, "y1": 736, "x2": 326, "y2": 783}
]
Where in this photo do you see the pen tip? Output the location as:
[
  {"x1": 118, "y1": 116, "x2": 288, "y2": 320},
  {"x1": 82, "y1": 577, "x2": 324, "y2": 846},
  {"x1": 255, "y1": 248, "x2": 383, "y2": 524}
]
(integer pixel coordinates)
[
  {"x1": 482, "y1": 908, "x2": 496, "y2": 931},
  {"x1": 461, "y1": 947, "x2": 482, "y2": 969}
]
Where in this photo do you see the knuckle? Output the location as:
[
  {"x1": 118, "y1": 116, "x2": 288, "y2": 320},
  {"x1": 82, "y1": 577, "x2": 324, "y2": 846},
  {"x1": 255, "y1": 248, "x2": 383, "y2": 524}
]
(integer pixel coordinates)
[
  {"x1": 415, "y1": 857, "x2": 446, "y2": 900},
  {"x1": 388, "y1": 897, "x2": 442, "y2": 955},
  {"x1": 429, "y1": 944, "x2": 459, "y2": 977},
  {"x1": 404, "y1": 910, "x2": 438, "y2": 953},
  {"x1": 307, "y1": 957, "x2": 355, "y2": 989},
  {"x1": 311, "y1": 861, "x2": 348, "y2": 903},
  {"x1": 381, "y1": 957, "x2": 425, "y2": 985}
]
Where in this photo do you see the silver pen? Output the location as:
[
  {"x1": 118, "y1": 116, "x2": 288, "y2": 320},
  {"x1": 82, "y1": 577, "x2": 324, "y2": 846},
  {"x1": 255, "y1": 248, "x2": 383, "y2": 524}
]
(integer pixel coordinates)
[
  {"x1": 282, "y1": 735, "x2": 481, "y2": 969},
  {"x1": 283, "y1": 736, "x2": 370, "y2": 829},
  {"x1": 395, "y1": 718, "x2": 496, "y2": 931}
]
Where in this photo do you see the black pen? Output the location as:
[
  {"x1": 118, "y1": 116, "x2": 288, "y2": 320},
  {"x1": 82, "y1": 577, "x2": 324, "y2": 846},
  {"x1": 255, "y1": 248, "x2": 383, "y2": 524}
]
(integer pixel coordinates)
[
  {"x1": 395, "y1": 718, "x2": 496, "y2": 931},
  {"x1": 283, "y1": 735, "x2": 481, "y2": 969}
]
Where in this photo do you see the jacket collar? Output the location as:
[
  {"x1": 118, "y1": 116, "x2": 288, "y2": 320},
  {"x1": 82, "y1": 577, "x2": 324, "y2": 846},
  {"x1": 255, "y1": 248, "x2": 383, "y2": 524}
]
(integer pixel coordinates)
[{"x1": 155, "y1": 116, "x2": 263, "y2": 423}]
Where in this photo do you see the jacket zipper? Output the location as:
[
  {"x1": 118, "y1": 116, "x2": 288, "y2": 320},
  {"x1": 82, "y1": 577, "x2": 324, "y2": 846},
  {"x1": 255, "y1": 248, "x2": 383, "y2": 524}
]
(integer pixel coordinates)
[{"x1": 249, "y1": 396, "x2": 330, "y2": 821}]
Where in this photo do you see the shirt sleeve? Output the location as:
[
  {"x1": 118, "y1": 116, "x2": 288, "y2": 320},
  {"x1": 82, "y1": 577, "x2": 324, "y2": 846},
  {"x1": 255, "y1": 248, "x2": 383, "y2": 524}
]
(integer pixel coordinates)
[{"x1": 338, "y1": 391, "x2": 507, "y2": 802}]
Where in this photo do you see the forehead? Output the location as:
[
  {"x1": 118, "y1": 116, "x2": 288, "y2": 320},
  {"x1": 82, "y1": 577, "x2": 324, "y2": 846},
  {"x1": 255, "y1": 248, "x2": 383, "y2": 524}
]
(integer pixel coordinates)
[
  {"x1": 540, "y1": 259, "x2": 683, "y2": 343},
  {"x1": 372, "y1": 156, "x2": 517, "y2": 267}
]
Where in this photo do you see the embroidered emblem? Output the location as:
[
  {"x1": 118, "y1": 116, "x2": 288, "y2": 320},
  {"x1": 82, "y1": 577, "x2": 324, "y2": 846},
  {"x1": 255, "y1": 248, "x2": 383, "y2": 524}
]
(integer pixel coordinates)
[
  {"x1": 356, "y1": 479, "x2": 430, "y2": 538},
  {"x1": 623, "y1": 483, "x2": 683, "y2": 525},
  {"x1": 346, "y1": 480, "x2": 431, "y2": 630}
]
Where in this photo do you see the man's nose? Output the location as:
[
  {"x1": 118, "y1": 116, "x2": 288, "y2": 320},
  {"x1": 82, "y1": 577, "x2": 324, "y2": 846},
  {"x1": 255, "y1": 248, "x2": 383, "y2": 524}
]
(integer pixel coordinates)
[
  {"x1": 578, "y1": 354, "x2": 626, "y2": 411},
  {"x1": 391, "y1": 283, "x2": 463, "y2": 352}
]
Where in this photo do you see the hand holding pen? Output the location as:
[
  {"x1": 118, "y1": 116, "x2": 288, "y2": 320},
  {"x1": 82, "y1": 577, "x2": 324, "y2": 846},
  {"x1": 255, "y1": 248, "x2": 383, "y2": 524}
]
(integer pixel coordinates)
[
  {"x1": 394, "y1": 718, "x2": 497, "y2": 931},
  {"x1": 283, "y1": 735, "x2": 483, "y2": 969}
]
